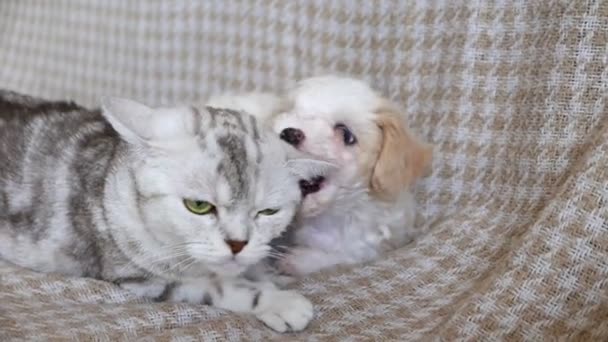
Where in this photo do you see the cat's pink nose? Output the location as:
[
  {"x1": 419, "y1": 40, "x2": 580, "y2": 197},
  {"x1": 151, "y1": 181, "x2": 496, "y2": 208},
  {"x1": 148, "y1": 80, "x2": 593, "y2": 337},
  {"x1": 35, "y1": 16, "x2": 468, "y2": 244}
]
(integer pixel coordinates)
[{"x1": 225, "y1": 240, "x2": 248, "y2": 255}]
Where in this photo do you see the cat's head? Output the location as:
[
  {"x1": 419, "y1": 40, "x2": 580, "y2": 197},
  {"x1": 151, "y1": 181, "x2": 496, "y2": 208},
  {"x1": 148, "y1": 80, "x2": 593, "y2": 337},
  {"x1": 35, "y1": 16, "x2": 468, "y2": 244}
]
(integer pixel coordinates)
[{"x1": 102, "y1": 98, "x2": 334, "y2": 278}]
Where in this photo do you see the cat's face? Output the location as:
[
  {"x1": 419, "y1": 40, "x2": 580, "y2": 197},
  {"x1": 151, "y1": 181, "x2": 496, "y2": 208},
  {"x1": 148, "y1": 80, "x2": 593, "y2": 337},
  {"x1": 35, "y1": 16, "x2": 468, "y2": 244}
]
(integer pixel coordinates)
[{"x1": 103, "y1": 99, "x2": 330, "y2": 278}]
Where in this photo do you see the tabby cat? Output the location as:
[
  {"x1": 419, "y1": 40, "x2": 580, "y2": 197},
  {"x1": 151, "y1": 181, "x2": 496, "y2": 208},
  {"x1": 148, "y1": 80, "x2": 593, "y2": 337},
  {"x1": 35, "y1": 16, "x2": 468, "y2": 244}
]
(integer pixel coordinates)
[{"x1": 0, "y1": 90, "x2": 329, "y2": 332}]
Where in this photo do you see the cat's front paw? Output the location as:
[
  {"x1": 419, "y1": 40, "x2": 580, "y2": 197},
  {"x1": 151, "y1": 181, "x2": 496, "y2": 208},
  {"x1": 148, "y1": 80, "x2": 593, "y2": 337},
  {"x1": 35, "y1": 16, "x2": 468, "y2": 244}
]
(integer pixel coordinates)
[{"x1": 255, "y1": 290, "x2": 314, "y2": 332}]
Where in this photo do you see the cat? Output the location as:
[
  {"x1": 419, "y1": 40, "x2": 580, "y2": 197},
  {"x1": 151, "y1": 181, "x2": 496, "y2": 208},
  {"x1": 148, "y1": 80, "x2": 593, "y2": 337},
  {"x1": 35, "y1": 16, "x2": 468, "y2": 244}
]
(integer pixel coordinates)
[{"x1": 0, "y1": 90, "x2": 332, "y2": 332}]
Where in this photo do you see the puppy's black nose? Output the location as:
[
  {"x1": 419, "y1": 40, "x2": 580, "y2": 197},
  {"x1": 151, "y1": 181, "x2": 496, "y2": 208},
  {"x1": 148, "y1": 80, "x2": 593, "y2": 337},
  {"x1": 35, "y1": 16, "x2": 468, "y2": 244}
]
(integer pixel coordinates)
[{"x1": 280, "y1": 128, "x2": 305, "y2": 146}]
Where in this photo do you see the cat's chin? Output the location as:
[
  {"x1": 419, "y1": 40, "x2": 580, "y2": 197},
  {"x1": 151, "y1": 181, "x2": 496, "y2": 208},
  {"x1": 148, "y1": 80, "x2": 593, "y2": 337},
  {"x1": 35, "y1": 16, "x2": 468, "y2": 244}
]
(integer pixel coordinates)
[{"x1": 207, "y1": 261, "x2": 249, "y2": 278}]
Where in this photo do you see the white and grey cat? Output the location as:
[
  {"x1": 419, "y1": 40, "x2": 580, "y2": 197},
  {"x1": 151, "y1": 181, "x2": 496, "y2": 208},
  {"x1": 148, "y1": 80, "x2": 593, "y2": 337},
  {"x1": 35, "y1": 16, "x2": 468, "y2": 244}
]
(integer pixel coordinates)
[{"x1": 0, "y1": 90, "x2": 330, "y2": 332}]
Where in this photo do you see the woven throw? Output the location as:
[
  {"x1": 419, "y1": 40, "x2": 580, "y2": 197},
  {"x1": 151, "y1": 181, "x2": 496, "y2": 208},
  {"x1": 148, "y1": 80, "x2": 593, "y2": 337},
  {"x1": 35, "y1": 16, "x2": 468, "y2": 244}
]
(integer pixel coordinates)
[{"x1": 1, "y1": 0, "x2": 607, "y2": 340}]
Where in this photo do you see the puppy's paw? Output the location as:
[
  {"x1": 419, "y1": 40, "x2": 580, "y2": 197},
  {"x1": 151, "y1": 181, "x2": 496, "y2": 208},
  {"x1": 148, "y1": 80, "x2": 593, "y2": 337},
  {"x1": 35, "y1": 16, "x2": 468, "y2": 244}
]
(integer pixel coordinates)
[
  {"x1": 270, "y1": 273, "x2": 297, "y2": 288},
  {"x1": 277, "y1": 247, "x2": 327, "y2": 276},
  {"x1": 277, "y1": 255, "x2": 298, "y2": 276},
  {"x1": 255, "y1": 290, "x2": 314, "y2": 332}
]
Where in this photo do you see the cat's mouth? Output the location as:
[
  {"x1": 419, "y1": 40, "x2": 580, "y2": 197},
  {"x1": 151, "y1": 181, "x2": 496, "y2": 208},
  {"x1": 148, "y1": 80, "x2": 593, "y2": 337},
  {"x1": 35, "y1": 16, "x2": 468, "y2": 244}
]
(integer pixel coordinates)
[{"x1": 299, "y1": 176, "x2": 326, "y2": 197}]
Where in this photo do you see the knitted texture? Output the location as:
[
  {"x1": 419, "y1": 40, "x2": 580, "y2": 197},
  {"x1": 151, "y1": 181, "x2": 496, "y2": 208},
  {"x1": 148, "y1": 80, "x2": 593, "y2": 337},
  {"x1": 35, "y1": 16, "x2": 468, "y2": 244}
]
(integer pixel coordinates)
[{"x1": 1, "y1": 0, "x2": 607, "y2": 340}]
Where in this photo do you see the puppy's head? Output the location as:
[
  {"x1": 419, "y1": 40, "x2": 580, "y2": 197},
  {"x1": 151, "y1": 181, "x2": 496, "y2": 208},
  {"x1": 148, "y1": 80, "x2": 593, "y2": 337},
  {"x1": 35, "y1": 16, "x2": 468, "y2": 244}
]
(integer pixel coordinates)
[{"x1": 273, "y1": 75, "x2": 432, "y2": 216}]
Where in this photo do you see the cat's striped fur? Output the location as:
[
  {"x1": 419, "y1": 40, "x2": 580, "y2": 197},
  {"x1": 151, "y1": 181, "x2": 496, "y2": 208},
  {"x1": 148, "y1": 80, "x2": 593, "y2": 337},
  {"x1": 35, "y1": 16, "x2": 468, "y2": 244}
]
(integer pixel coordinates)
[{"x1": 0, "y1": 90, "x2": 317, "y2": 332}]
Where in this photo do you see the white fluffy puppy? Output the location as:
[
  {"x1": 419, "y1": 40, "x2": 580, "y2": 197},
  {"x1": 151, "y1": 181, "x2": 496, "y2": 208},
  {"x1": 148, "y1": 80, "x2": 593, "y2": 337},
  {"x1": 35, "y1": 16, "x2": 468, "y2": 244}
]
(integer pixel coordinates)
[{"x1": 207, "y1": 75, "x2": 432, "y2": 276}]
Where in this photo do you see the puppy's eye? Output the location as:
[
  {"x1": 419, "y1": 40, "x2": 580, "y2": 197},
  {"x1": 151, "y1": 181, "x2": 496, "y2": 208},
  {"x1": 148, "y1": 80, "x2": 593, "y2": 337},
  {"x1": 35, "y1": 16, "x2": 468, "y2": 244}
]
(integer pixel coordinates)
[{"x1": 335, "y1": 123, "x2": 357, "y2": 146}]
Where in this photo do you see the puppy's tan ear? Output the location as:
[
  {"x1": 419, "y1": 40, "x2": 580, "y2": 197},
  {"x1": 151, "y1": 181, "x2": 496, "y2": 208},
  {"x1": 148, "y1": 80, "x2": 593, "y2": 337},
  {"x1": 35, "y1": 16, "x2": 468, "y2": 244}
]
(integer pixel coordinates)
[{"x1": 370, "y1": 104, "x2": 433, "y2": 201}]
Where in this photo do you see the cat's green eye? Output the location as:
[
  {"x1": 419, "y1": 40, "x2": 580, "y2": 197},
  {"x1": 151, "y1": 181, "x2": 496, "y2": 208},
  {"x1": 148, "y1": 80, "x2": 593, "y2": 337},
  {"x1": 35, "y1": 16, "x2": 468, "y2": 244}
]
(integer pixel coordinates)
[
  {"x1": 184, "y1": 199, "x2": 215, "y2": 215},
  {"x1": 257, "y1": 208, "x2": 279, "y2": 216}
]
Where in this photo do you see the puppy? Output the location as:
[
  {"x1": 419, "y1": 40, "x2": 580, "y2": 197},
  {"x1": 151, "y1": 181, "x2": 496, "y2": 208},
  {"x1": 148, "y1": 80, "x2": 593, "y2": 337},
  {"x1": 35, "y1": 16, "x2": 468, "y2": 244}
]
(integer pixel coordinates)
[{"x1": 208, "y1": 75, "x2": 432, "y2": 276}]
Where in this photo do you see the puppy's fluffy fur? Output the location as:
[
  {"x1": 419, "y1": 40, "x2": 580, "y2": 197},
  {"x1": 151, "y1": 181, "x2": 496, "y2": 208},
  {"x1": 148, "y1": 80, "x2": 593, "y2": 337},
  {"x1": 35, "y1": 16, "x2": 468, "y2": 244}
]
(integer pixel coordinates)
[{"x1": 208, "y1": 75, "x2": 432, "y2": 276}]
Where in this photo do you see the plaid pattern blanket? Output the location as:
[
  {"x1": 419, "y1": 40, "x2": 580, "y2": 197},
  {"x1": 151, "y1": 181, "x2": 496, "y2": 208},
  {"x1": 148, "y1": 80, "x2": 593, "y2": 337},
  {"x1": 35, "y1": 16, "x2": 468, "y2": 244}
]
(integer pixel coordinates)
[{"x1": 1, "y1": 1, "x2": 607, "y2": 340}]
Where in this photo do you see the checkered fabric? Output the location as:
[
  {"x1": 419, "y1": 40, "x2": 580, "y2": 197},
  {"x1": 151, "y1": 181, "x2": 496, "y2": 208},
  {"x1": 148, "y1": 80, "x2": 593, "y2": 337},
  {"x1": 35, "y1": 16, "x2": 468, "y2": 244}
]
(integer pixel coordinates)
[{"x1": 1, "y1": 0, "x2": 607, "y2": 340}]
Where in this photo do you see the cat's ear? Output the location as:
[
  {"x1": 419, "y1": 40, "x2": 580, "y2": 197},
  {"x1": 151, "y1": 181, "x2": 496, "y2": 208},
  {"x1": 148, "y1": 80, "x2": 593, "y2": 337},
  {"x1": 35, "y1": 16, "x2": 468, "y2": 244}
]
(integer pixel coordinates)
[
  {"x1": 101, "y1": 97, "x2": 153, "y2": 144},
  {"x1": 101, "y1": 97, "x2": 200, "y2": 144}
]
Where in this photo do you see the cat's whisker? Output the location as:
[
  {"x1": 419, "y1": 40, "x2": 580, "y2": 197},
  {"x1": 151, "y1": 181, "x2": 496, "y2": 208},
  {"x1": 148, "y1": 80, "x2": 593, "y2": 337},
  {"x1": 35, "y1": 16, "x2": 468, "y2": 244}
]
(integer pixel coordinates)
[
  {"x1": 268, "y1": 247, "x2": 290, "y2": 255},
  {"x1": 178, "y1": 258, "x2": 199, "y2": 273},
  {"x1": 118, "y1": 245, "x2": 195, "y2": 272},
  {"x1": 266, "y1": 252, "x2": 288, "y2": 259},
  {"x1": 168, "y1": 256, "x2": 196, "y2": 273}
]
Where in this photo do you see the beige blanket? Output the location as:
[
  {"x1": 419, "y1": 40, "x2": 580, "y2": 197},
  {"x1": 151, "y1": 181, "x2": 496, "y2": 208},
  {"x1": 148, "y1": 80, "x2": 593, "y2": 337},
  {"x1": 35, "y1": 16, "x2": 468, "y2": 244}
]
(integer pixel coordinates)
[{"x1": 1, "y1": 1, "x2": 607, "y2": 340}]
